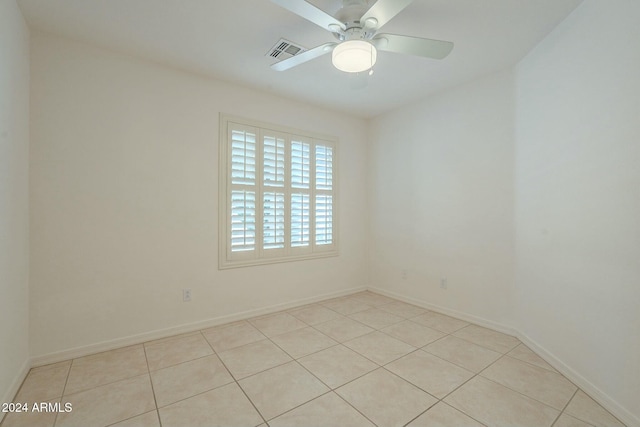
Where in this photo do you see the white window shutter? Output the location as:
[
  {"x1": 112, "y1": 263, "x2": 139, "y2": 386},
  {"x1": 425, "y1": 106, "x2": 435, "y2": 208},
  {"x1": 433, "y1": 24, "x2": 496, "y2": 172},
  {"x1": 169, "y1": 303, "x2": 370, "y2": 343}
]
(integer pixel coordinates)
[{"x1": 220, "y1": 115, "x2": 337, "y2": 268}]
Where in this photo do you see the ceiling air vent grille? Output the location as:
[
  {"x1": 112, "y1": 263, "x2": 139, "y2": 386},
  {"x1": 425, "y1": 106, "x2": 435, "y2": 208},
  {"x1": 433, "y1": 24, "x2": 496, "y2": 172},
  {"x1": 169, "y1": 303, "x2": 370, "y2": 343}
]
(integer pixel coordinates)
[{"x1": 266, "y1": 39, "x2": 306, "y2": 60}]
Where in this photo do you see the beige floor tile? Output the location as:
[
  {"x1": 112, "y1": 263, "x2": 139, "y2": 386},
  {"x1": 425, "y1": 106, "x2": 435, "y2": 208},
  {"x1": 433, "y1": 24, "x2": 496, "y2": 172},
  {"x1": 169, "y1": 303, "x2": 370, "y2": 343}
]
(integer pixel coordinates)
[
  {"x1": 382, "y1": 320, "x2": 446, "y2": 347},
  {"x1": 481, "y1": 356, "x2": 576, "y2": 410},
  {"x1": 453, "y1": 325, "x2": 520, "y2": 353},
  {"x1": 7, "y1": 294, "x2": 624, "y2": 427},
  {"x1": 217, "y1": 339, "x2": 291, "y2": 379},
  {"x1": 424, "y1": 335, "x2": 501, "y2": 373},
  {"x1": 378, "y1": 301, "x2": 428, "y2": 318},
  {"x1": 269, "y1": 327, "x2": 337, "y2": 359},
  {"x1": 269, "y1": 392, "x2": 375, "y2": 427},
  {"x1": 386, "y1": 350, "x2": 474, "y2": 398},
  {"x1": 0, "y1": 398, "x2": 59, "y2": 427},
  {"x1": 248, "y1": 312, "x2": 307, "y2": 337},
  {"x1": 298, "y1": 345, "x2": 378, "y2": 389},
  {"x1": 14, "y1": 361, "x2": 71, "y2": 402},
  {"x1": 554, "y1": 413, "x2": 595, "y2": 427},
  {"x1": 444, "y1": 376, "x2": 559, "y2": 427},
  {"x1": 150, "y1": 354, "x2": 233, "y2": 407},
  {"x1": 407, "y1": 402, "x2": 485, "y2": 427},
  {"x1": 563, "y1": 390, "x2": 625, "y2": 427},
  {"x1": 56, "y1": 375, "x2": 155, "y2": 427},
  {"x1": 348, "y1": 308, "x2": 405, "y2": 329},
  {"x1": 238, "y1": 361, "x2": 329, "y2": 420},
  {"x1": 350, "y1": 291, "x2": 396, "y2": 306},
  {"x1": 508, "y1": 344, "x2": 557, "y2": 373},
  {"x1": 202, "y1": 321, "x2": 265, "y2": 352},
  {"x1": 411, "y1": 312, "x2": 470, "y2": 333},
  {"x1": 159, "y1": 382, "x2": 263, "y2": 427},
  {"x1": 336, "y1": 368, "x2": 437, "y2": 427},
  {"x1": 109, "y1": 410, "x2": 160, "y2": 427},
  {"x1": 320, "y1": 297, "x2": 372, "y2": 315},
  {"x1": 344, "y1": 331, "x2": 416, "y2": 365},
  {"x1": 313, "y1": 317, "x2": 374, "y2": 342},
  {"x1": 144, "y1": 334, "x2": 213, "y2": 371},
  {"x1": 65, "y1": 346, "x2": 148, "y2": 395},
  {"x1": 288, "y1": 304, "x2": 342, "y2": 325}
]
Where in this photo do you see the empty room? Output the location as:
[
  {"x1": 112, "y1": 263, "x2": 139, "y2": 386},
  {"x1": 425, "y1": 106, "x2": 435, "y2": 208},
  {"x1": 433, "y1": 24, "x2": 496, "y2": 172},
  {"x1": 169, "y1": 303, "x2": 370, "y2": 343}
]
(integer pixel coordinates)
[{"x1": 1, "y1": 0, "x2": 638, "y2": 426}]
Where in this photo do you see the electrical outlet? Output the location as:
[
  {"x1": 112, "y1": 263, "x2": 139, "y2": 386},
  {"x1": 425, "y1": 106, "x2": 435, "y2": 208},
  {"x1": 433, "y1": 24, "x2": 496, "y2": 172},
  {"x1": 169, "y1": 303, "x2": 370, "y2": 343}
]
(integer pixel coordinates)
[
  {"x1": 183, "y1": 289, "x2": 192, "y2": 302},
  {"x1": 440, "y1": 278, "x2": 447, "y2": 289}
]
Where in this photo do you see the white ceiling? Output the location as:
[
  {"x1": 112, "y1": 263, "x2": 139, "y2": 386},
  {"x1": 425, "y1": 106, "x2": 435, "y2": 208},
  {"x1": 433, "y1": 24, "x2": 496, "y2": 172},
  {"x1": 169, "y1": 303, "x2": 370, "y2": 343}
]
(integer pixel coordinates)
[{"x1": 17, "y1": 0, "x2": 582, "y2": 118}]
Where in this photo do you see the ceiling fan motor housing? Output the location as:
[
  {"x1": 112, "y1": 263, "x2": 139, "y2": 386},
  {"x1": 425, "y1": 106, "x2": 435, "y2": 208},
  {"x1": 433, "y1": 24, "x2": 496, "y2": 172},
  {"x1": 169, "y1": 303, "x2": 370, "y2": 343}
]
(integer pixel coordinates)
[{"x1": 332, "y1": 0, "x2": 374, "y2": 41}]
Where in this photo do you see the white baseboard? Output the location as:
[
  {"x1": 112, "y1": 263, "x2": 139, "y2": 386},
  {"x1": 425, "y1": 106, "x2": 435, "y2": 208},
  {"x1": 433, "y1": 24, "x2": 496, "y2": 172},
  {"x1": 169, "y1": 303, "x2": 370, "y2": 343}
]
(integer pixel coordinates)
[
  {"x1": 30, "y1": 286, "x2": 366, "y2": 367},
  {"x1": 23, "y1": 286, "x2": 638, "y2": 427},
  {"x1": 0, "y1": 357, "x2": 31, "y2": 424},
  {"x1": 517, "y1": 332, "x2": 639, "y2": 427},
  {"x1": 367, "y1": 286, "x2": 518, "y2": 336},
  {"x1": 367, "y1": 286, "x2": 638, "y2": 427}
]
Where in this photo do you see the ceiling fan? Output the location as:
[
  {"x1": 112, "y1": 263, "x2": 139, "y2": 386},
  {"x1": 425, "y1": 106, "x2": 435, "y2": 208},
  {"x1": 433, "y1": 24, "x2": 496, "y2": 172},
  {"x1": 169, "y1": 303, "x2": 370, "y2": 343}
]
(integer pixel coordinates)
[{"x1": 270, "y1": 0, "x2": 454, "y2": 73}]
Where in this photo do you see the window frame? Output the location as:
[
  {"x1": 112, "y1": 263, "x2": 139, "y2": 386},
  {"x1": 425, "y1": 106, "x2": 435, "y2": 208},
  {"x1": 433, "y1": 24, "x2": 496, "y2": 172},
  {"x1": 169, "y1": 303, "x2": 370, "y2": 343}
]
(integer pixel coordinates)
[{"x1": 219, "y1": 114, "x2": 338, "y2": 269}]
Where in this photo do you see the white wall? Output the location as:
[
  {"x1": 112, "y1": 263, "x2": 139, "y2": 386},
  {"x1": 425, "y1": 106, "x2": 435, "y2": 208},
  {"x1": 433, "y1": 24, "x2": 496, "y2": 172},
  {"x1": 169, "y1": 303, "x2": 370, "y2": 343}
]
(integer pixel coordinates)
[
  {"x1": 0, "y1": 0, "x2": 30, "y2": 412},
  {"x1": 370, "y1": 3, "x2": 640, "y2": 423},
  {"x1": 369, "y1": 69, "x2": 516, "y2": 328},
  {"x1": 29, "y1": 34, "x2": 369, "y2": 359},
  {"x1": 515, "y1": 1, "x2": 640, "y2": 424}
]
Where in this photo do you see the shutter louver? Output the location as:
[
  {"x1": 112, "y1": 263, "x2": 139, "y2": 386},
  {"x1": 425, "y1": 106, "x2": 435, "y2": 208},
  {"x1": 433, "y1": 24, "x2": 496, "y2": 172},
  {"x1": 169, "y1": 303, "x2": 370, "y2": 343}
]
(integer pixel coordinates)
[
  {"x1": 231, "y1": 130, "x2": 256, "y2": 185},
  {"x1": 315, "y1": 194, "x2": 332, "y2": 245},
  {"x1": 291, "y1": 193, "x2": 310, "y2": 247},
  {"x1": 263, "y1": 192, "x2": 285, "y2": 249},
  {"x1": 230, "y1": 190, "x2": 256, "y2": 251},
  {"x1": 315, "y1": 145, "x2": 333, "y2": 190},
  {"x1": 291, "y1": 140, "x2": 310, "y2": 189},
  {"x1": 263, "y1": 135, "x2": 285, "y2": 187}
]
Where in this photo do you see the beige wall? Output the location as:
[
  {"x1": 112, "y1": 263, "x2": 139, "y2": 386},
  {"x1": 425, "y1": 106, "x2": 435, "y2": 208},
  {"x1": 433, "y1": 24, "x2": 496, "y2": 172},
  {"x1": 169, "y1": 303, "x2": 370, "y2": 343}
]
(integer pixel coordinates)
[
  {"x1": 368, "y1": 69, "x2": 516, "y2": 329},
  {"x1": 369, "y1": 2, "x2": 640, "y2": 424},
  {"x1": 13, "y1": 2, "x2": 640, "y2": 424},
  {"x1": 515, "y1": 1, "x2": 640, "y2": 423},
  {"x1": 0, "y1": 0, "x2": 30, "y2": 413},
  {"x1": 29, "y1": 34, "x2": 369, "y2": 358}
]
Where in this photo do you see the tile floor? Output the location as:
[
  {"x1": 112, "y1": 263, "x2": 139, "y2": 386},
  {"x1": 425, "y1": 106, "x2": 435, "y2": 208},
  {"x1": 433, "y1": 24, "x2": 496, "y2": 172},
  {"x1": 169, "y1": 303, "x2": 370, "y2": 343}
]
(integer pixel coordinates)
[{"x1": 1, "y1": 291, "x2": 626, "y2": 427}]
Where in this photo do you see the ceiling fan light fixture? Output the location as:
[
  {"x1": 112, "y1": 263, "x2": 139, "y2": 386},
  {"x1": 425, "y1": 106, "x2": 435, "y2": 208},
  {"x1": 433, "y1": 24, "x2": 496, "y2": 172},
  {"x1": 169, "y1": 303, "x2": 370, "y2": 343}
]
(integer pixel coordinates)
[{"x1": 332, "y1": 40, "x2": 377, "y2": 73}]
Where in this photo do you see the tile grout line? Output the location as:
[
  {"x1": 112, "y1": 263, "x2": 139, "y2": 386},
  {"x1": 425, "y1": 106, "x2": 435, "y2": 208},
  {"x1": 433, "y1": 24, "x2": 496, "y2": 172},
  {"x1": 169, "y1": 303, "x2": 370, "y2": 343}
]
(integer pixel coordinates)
[
  {"x1": 247, "y1": 311, "x2": 371, "y2": 423},
  {"x1": 142, "y1": 341, "x2": 163, "y2": 427},
  {"x1": 297, "y1": 299, "x2": 434, "y2": 427},
  {"x1": 57, "y1": 345, "x2": 150, "y2": 394},
  {"x1": 332, "y1": 390, "x2": 381, "y2": 427},
  {"x1": 507, "y1": 343, "x2": 560, "y2": 374},
  {"x1": 550, "y1": 388, "x2": 580, "y2": 427},
  {"x1": 325, "y1": 303, "x2": 444, "y2": 427},
  {"x1": 200, "y1": 330, "x2": 269, "y2": 427},
  {"x1": 474, "y1": 349, "x2": 584, "y2": 415},
  {"x1": 52, "y1": 358, "x2": 74, "y2": 427},
  {"x1": 240, "y1": 300, "x2": 390, "y2": 425}
]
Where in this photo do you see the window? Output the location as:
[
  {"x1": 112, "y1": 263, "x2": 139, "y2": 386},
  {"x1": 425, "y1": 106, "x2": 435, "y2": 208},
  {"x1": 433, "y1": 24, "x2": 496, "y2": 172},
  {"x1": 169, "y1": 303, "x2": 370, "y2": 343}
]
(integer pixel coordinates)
[{"x1": 219, "y1": 114, "x2": 337, "y2": 268}]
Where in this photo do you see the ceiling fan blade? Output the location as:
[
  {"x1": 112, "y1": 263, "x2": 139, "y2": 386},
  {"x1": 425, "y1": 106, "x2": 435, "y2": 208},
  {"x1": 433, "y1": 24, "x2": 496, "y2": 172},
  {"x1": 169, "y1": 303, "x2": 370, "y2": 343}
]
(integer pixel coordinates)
[
  {"x1": 271, "y1": 42, "x2": 337, "y2": 71},
  {"x1": 360, "y1": 0, "x2": 413, "y2": 31},
  {"x1": 373, "y1": 34, "x2": 454, "y2": 59},
  {"x1": 271, "y1": 0, "x2": 345, "y2": 32}
]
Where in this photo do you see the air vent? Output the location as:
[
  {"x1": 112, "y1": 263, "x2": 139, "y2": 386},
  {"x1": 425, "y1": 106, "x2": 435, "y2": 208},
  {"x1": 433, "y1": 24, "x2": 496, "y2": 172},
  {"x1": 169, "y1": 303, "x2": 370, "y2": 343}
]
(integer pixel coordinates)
[{"x1": 266, "y1": 39, "x2": 306, "y2": 61}]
